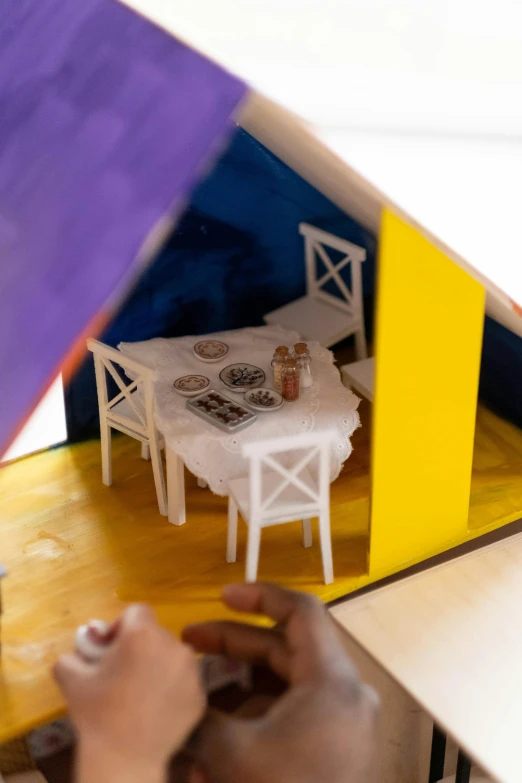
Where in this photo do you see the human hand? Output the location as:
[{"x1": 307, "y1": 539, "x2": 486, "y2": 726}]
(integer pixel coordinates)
[
  {"x1": 54, "y1": 604, "x2": 205, "y2": 783},
  {"x1": 183, "y1": 583, "x2": 379, "y2": 783}
]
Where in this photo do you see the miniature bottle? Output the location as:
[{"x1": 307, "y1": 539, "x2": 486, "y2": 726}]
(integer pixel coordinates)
[
  {"x1": 294, "y1": 342, "x2": 313, "y2": 389},
  {"x1": 75, "y1": 620, "x2": 113, "y2": 662},
  {"x1": 281, "y1": 356, "x2": 300, "y2": 401},
  {"x1": 271, "y1": 346, "x2": 289, "y2": 391}
]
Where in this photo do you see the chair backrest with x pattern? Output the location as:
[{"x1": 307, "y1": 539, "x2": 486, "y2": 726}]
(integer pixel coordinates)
[
  {"x1": 87, "y1": 339, "x2": 156, "y2": 438},
  {"x1": 299, "y1": 223, "x2": 366, "y2": 316},
  {"x1": 242, "y1": 431, "x2": 336, "y2": 524}
]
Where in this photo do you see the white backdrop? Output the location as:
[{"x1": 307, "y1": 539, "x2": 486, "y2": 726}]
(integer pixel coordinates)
[{"x1": 125, "y1": 0, "x2": 522, "y2": 135}]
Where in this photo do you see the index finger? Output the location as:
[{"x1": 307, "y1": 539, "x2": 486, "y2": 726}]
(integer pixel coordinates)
[
  {"x1": 221, "y1": 584, "x2": 348, "y2": 683},
  {"x1": 103, "y1": 603, "x2": 172, "y2": 665}
]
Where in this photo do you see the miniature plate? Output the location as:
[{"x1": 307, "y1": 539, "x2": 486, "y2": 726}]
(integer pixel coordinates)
[
  {"x1": 173, "y1": 374, "x2": 210, "y2": 397},
  {"x1": 219, "y1": 363, "x2": 265, "y2": 392},
  {"x1": 193, "y1": 340, "x2": 229, "y2": 363},
  {"x1": 244, "y1": 387, "x2": 284, "y2": 411}
]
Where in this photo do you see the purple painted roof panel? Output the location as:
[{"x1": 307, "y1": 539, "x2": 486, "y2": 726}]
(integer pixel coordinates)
[{"x1": 0, "y1": 0, "x2": 246, "y2": 454}]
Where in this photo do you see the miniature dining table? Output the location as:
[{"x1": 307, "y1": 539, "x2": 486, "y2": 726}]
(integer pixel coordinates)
[{"x1": 119, "y1": 325, "x2": 360, "y2": 525}]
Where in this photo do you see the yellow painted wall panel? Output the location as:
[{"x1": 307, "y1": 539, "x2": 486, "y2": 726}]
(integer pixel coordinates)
[{"x1": 369, "y1": 209, "x2": 486, "y2": 577}]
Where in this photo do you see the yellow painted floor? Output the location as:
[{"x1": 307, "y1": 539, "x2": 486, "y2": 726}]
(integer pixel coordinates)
[
  {"x1": 469, "y1": 405, "x2": 522, "y2": 531},
  {"x1": 0, "y1": 400, "x2": 521, "y2": 741}
]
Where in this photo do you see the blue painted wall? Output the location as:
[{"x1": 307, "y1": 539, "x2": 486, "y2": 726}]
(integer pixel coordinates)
[
  {"x1": 479, "y1": 316, "x2": 522, "y2": 429},
  {"x1": 65, "y1": 128, "x2": 377, "y2": 441}
]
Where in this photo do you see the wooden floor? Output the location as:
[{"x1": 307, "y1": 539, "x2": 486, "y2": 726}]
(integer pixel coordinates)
[
  {"x1": 0, "y1": 400, "x2": 521, "y2": 741},
  {"x1": 469, "y1": 405, "x2": 522, "y2": 532}
]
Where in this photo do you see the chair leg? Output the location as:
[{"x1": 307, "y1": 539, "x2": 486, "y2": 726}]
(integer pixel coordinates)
[
  {"x1": 302, "y1": 518, "x2": 313, "y2": 548},
  {"x1": 455, "y1": 750, "x2": 472, "y2": 783},
  {"x1": 166, "y1": 445, "x2": 186, "y2": 526},
  {"x1": 197, "y1": 477, "x2": 208, "y2": 489},
  {"x1": 150, "y1": 439, "x2": 168, "y2": 517},
  {"x1": 141, "y1": 443, "x2": 150, "y2": 461},
  {"x1": 318, "y1": 511, "x2": 334, "y2": 584},
  {"x1": 227, "y1": 498, "x2": 238, "y2": 563},
  {"x1": 245, "y1": 522, "x2": 261, "y2": 583},
  {"x1": 355, "y1": 327, "x2": 368, "y2": 361},
  {"x1": 100, "y1": 423, "x2": 112, "y2": 486},
  {"x1": 428, "y1": 725, "x2": 446, "y2": 783}
]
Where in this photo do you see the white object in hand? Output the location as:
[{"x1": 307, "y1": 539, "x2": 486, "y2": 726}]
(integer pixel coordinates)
[
  {"x1": 75, "y1": 622, "x2": 251, "y2": 694},
  {"x1": 75, "y1": 619, "x2": 111, "y2": 662}
]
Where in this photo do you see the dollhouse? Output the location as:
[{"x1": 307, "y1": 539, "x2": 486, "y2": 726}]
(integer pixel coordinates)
[{"x1": 1, "y1": 0, "x2": 522, "y2": 743}]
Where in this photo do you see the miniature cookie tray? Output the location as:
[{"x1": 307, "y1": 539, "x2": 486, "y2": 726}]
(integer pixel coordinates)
[{"x1": 186, "y1": 389, "x2": 257, "y2": 433}]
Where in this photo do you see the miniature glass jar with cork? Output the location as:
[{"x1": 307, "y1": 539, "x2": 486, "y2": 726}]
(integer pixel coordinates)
[
  {"x1": 294, "y1": 342, "x2": 313, "y2": 389},
  {"x1": 271, "y1": 345, "x2": 289, "y2": 391},
  {"x1": 281, "y1": 356, "x2": 300, "y2": 401}
]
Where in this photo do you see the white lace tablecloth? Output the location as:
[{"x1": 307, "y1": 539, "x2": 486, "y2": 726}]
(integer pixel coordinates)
[{"x1": 119, "y1": 325, "x2": 360, "y2": 496}]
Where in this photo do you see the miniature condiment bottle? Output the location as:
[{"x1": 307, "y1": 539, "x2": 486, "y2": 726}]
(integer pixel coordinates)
[
  {"x1": 75, "y1": 619, "x2": 113, "y2": 662},
  {"x1": 294, "y1": 342, "x2": 313, "y2": 389},
  {"x1": 271, "y1": 346, "x2": 289, "y2": 391},
  {"x1": 281, "y1": 356, "x2": 300, "y2": 401}
]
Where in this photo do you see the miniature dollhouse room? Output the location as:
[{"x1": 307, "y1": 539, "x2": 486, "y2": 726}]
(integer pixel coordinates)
[
  {"x1": 2, "y1": 0, "x2": 522, "y2": 748},
  {"x1": 3, "y1": 117, "x2": 522, "y2": 733}
]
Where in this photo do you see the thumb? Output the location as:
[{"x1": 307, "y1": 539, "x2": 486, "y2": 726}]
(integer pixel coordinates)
[
  {"x1": 53, "y1": 653, "x2": 92, "y2": 695},
  {"x1": 188, "y1": 710, "x2": 256, "y2": 783}
]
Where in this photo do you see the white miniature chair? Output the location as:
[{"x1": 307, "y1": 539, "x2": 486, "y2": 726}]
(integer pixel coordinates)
[
  {"x1": 87, "y1": 338, "x2": 167, "y2": 516},
  {"x1": 341, "y1": 356, "x2": 375, "y2": 402},
  {"x1": 226, "y1": 430, "x2": 336, "y2": 584},
  {"x1": 264, "y1": 223, "x2": 367, "y2": 357}
]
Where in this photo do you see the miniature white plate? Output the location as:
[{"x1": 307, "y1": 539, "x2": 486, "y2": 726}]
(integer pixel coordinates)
[
  {"x1": 219, "y1": 363, "x2": 265, "y2": 392},
  {"x1": 173, "y1": 375, "x2": 210, "y2": 396},
  {"x1": 244, "y1": 387, "x2": 284, "y2": 411},
  {"x1": 193, "y1": 340, "x2": 229, "y2": 363}
]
